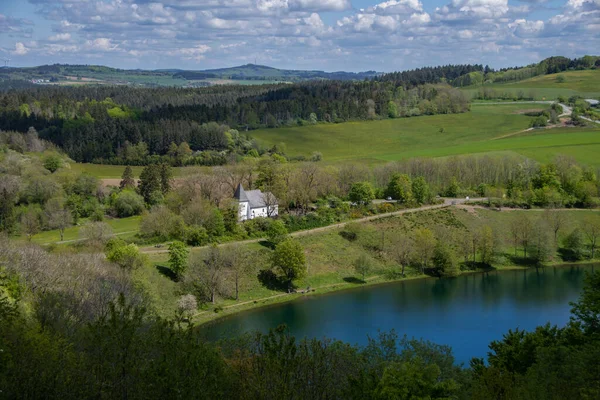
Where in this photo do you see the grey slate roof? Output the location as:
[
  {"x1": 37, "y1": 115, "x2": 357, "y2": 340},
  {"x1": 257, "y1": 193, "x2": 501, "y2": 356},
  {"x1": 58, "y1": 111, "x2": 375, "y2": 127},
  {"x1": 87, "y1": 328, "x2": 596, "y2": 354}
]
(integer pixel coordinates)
[
  {"x1": 235, "y1": 184, "x2": 277, "y2": 209},
  {"x1": 234, "y1": 184, "x2": 248, "y2": 202},
  {"x1": 246, "y1": 190, "x2": 268, "y2": 208}
]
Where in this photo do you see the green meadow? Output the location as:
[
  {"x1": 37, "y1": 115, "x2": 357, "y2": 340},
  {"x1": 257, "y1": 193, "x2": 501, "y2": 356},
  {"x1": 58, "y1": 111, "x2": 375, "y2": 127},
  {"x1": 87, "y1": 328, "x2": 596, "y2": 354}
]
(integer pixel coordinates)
[
  {"x1": 18, "y1": 216, "x2": 141, "y2": 245},
  {"x1": 252, "y1": 104, "x2": 600, "y2": 166},
  {"x1": 461, "y1": 70, "x2": 600, "y2": 100}
]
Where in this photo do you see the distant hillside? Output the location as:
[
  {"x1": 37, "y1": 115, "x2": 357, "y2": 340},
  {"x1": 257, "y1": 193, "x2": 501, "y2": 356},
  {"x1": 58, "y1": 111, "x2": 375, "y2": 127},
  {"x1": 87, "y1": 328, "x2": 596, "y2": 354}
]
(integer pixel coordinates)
[
  {"x1": 174, "y1": 64, "x2": 378, "y2": 81},
  {"x1": 0, "y1": 63, "x2": 379, "y2": 87}
]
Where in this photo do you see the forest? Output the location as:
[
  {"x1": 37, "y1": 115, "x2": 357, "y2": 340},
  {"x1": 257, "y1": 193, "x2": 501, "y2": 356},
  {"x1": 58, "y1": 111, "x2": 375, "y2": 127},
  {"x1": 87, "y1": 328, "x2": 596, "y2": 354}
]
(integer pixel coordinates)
[{"x1": 0, "y1": 79, "x2": 469, "y2": 163}]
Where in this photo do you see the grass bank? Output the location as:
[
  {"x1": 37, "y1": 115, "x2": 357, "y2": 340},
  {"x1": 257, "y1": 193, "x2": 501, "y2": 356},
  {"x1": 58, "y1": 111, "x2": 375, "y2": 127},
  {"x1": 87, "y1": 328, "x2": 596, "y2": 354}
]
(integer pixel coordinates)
[{"x1": 141, "y1": 207, "x2": 600, "y2": 321}]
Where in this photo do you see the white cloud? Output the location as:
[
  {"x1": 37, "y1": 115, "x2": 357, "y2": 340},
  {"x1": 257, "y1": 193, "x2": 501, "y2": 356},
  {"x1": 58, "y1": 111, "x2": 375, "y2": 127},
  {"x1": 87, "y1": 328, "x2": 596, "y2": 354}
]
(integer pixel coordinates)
[
  {"x1": 12, "y1": 42, "x2": 29, "y2": 55},
  {"x1": 289, "y1": 0, "x2": 352, "y2": 12},
  {"x1": 48, "y1": 33, "x2": 71, "y2": 41}
]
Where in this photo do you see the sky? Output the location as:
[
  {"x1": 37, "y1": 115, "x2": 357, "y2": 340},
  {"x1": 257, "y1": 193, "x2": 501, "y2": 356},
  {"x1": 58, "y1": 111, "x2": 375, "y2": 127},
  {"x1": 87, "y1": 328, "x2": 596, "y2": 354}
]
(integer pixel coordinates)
[{"x1": 0, "y1": 0, "x2": 598, "y2": 72}]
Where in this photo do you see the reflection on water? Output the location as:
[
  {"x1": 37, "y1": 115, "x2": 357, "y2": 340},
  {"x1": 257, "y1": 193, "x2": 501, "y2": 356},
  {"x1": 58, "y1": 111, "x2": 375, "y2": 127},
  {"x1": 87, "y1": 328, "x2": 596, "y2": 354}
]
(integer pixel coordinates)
[{"x1": 203, "y1": 264, "x2": 596, "y2": 363}]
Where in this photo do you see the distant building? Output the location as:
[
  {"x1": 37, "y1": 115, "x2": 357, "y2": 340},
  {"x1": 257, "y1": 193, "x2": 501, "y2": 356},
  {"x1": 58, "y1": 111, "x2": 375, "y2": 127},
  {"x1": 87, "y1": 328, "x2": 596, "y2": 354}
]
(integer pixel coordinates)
[{"x1": 234, "y1": 184, "x2": 278, "y2": 221}]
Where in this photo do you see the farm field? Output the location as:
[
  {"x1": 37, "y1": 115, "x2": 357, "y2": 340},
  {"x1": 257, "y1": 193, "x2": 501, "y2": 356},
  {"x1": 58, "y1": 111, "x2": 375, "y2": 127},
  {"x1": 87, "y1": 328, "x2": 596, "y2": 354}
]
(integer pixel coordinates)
[
  {"x1": 461, "y1": 70, "x2": 600, "y2": 100},
  {"x1": 252, "y1": 103, "x2": 600, "y2": 166}
]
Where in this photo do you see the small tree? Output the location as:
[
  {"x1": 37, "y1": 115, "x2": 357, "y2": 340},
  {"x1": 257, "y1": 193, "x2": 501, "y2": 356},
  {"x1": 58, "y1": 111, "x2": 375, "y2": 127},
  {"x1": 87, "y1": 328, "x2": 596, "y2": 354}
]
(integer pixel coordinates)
[
  {"x1": 582, "y1": 219, "x2": 600, "y2": 259},
  {"x1": 79, "y1": 222, "x2": 113, "y2": 248},
  {"x1": 412, "y1": 177, "x2": 431, "y2": 205},
  {"x1": 271, "y1": 239, "x2": 306, "y2": 290},
  {"x1": 45, "y1": 197, "x2": 73, "y2": 241},
  {"x1": 106, "y1": 243, "x2": 148, "y2": 269},
  {"x1": 20, "y1": 208, "x2": 40, "y2": 241},
  {"x1": 564, "y1": 228, "x2": 585, "y2": 261},
  {"x1": 193, "y1": 245, "x2": 227, "y2": 303},
  {"x1": 413, "y1": 228, "x2": 436, "y2": 273},
  {"x1": 43, "y1": 154, "x2": 62, "y2": 173},
  {"x1": 389, "y1": 235, "x2": 413, "y2": 277},
  {"x1": 168, "y1": 241, "x2": 189, "y2": 280},
  {"x1": 177, "y1": 294, "x2": 198, "y2": 317},
  {"x1": 267, "y1": 219, "x2": 288, "y2": 246},
  {"x1": 224, "y1": 244, "x2": 251, "y2": 301},
  {"x1": 119, "y1": 166, "x2": 136, "y2": 189},
  {"x1": 432, "y1": 242, "x2": 459, "y2": 277},
  {"x1": 349, "y1": 182, "x2": 375, "y2": 206},
  {"x1": 353, "y1": 254, "x2": 372, "y2": 282}
]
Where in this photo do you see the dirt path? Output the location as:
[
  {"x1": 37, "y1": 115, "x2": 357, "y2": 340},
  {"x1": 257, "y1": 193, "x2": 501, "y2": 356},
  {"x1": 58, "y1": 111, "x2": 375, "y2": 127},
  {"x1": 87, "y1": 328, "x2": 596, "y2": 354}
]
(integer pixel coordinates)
[
  {"x1": 43, "y1": 230, "x2": 138, "y2": 246},
  {"x1": 140, "y1": 199, "x2": 476, "y2": 255}
]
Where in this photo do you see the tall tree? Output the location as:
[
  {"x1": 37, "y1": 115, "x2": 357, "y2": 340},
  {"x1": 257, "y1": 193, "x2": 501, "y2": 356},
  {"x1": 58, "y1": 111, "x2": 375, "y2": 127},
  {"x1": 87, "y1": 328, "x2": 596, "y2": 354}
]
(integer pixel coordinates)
[
  {"x1": 138, "y1": 164, "x2": 161, "y2": 204},
  {"x1": 119, "y1": 166, "x2": 136, "y2": 190},
  {"x1": 413, "y1": 228, "x2": 436, "y2": 273}
]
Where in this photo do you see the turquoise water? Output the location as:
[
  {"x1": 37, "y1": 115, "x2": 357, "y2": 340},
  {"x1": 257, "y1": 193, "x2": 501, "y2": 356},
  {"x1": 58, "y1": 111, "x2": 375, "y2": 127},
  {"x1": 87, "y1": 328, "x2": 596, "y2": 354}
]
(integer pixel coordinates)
[{"x1": 203, "y1": 265, "x2": 596, "y2": 363}]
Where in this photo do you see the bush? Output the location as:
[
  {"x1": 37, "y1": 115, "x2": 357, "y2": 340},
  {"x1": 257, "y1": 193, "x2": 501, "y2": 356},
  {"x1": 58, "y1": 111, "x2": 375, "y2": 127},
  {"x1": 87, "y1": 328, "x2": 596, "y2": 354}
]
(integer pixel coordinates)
[
  {"x1": 112, "y1": 190, "x2": 145, "y2": 218},
  {"x1": 185, "y1": 226, "x2": 209, "y2": 246},
  {"x1": 530, "y1": 116, "x2": 548, "y2": 128},
  {"x1": 267, "y1": 219, "x2": 288, "y2": 245},
  {"x1": 140, "y1": 205, "x2": 185, "y2": 240},
  {"x1": 106, "y1": 243, "x2": 148, "y2": 269}
]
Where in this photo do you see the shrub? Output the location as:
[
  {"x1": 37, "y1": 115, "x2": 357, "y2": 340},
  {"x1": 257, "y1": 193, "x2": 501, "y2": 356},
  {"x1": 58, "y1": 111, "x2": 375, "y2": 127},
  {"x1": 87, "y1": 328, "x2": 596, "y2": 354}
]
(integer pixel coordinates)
[
  {"x1": 185, "y1": 226, "x2": 209, "y2": 246},
  {"x1": 267, "y1": 219, "x2": 288, "y2": 245},
  {"x1": 106, "y1": 243, "x2": 148, "y2": 269},
  {"x1": 112, "y1": 190, "x2": 145, "y2": 217}
]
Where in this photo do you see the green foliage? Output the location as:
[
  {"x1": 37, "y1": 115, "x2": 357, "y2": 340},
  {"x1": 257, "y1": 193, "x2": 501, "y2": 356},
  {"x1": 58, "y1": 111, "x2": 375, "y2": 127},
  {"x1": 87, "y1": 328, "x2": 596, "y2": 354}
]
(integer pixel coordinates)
[
  {"x1": 444, "y1": 177, "x2": 460, "y2": 197},
  {"x1": 411, "y1": 177, "x2": 431, "y2": 205},
  {"x1": 386, "y1": 174, "x2": 413, "y2": 203},
  {"x1": 432, "y1": 242, "x2": 458, "y2": 277},
  {"x1": 106, "y1": 243, "x2": 148, "y2": 269},
  {"x1": 563, "y1": 228, "x2": 585, "y2": 260},
  {"x1": 0, "y1": 189, "x2": 16, "y2": 233},
  {"x1": 205, "y1": 208, "x2": 225, "y2": 238},
  {"x1": 42, "y1": 153, "x2": 62, "y2": 173},
  {"x1": 570, "y1": 271, "x2": 600, "y2": 337},
  {"x1": 374, "y1": 358, "x2": 459, "y2": 400},
  {"x1": 185, "y1": 226, "x2": 209, "y2": 246},
  {"x1": 120, "y1": 166, "x2": 136, "y2": 189},
  {"x1": 112, "y1": 190, "x2": 145, "y2": 217},
  {"x1": 349, "y1": 182, "x2": 375, "y2": 205},
  {"x1": 168, "y1": 241, "x2": 189, "y2": 279},
  {"x1": 271, "y1": 239, "x2": 306, "y2": 287},
  {"x1": 267, "y1": 219, "x2": 288, "y2": 245},
  {"x1": 138, "y1": 164, "x2": 162, "y2": 204}
]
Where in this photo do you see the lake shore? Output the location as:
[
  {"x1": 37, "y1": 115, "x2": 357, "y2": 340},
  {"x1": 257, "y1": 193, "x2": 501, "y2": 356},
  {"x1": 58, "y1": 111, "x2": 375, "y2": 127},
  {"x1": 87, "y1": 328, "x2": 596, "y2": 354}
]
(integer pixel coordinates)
[{"x1": 192, "y1": 260, "x2": 597, "y2": 326}]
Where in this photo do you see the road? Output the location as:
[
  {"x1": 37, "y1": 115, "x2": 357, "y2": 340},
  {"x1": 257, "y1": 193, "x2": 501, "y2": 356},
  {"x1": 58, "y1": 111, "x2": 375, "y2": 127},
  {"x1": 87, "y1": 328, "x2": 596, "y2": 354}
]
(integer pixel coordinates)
[{"x1": 140, "y1": 197, "x2": 484, "y2": 255}]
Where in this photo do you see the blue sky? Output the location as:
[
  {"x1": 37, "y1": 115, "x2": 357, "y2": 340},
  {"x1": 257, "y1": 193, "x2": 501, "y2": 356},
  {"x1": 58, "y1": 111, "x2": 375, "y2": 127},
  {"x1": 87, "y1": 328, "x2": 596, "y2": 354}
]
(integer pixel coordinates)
[{"x1": 0, "y1": 0, "x2": 598, "y2": 72}]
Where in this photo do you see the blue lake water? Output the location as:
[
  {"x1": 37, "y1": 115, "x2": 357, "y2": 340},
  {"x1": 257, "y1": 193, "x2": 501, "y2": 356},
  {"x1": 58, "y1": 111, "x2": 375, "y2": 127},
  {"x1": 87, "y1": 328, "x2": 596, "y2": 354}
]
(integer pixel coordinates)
[{"x1": 203, "y1": 264, "x2": 596, "y2": 363}]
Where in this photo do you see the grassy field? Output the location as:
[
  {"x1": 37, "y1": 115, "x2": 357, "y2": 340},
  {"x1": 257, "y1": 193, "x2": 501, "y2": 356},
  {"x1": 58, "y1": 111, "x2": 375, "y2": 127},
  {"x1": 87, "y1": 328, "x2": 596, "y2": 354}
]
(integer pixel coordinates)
[
  {"x1": 251, "y1": 103, "x2": 600, "y2": 166},
  {"x1": 143, "y1": 207, "x2": 600, "y2": 320},
  {"x1": 461, "y1": 70, "x2": 600, "y2": 100},
  {"x1": 18, "y1": 216, "x2": 141, "y2": 245}
]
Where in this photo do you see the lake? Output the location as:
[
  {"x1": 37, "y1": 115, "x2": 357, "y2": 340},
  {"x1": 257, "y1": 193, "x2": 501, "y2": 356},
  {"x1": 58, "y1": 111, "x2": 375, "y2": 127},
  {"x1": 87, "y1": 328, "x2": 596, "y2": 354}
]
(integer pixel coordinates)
[{"x1": 203, "y1": 264, "x2": 597, "y2": 363}]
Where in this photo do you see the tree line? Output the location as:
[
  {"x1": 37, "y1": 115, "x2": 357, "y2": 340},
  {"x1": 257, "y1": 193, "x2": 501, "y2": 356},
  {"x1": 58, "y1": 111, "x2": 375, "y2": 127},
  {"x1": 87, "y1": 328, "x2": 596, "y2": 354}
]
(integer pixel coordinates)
[{"x1": 0, "y1": 77, "x2": 469, "y2": 163}]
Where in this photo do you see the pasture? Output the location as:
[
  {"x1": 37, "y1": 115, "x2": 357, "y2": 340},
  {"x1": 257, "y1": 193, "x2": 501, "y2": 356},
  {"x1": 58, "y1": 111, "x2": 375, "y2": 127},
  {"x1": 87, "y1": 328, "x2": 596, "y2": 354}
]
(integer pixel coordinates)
[
  {"x1": 461, "y1": 70, "x2": 600, "y2": 100},
  {"x1": 252, "y1": 104, "x2": 600, "y2": 166}
]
